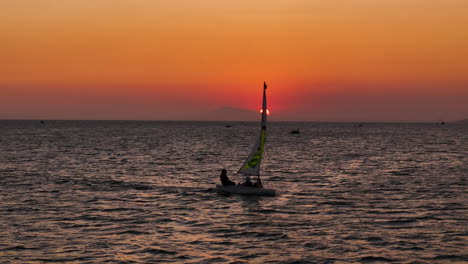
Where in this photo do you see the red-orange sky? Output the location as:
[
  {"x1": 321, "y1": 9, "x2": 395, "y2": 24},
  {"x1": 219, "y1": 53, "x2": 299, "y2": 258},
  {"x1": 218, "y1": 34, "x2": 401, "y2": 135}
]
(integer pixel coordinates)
[{"x1": 1, "y1": 0, "x2": 467, "y2": 121}]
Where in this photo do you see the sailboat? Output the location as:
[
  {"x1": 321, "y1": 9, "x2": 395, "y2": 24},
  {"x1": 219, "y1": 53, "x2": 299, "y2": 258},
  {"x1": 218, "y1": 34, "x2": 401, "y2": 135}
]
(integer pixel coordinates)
[{"x1": 216, "y1": 82, "x2": 276, "y2": 196}]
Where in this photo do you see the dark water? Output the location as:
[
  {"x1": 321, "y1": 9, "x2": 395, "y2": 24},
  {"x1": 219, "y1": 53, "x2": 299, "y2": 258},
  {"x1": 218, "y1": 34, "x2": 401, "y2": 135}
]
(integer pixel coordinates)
[{"x1": 0, "y1": 120, "x2": 466, "y2": 263}]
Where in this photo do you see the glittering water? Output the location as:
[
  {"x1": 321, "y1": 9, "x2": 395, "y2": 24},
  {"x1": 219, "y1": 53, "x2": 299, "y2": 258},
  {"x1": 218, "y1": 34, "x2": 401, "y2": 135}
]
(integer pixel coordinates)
[{"x1": 0, "y1": 120, "x2": 466, "y2": 263}]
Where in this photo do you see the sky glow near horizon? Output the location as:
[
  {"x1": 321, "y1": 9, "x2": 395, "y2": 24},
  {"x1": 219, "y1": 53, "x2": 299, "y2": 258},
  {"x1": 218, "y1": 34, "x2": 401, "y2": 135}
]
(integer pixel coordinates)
[{"x1": 1, "y1": 0, "x2": 467, "y2": 121}]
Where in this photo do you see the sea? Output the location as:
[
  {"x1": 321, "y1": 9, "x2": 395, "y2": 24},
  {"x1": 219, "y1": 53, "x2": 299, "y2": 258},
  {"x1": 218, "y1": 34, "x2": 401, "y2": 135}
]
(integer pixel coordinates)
[{"x1": 0, "y1": 120, "x2": 466, "y2": 264}]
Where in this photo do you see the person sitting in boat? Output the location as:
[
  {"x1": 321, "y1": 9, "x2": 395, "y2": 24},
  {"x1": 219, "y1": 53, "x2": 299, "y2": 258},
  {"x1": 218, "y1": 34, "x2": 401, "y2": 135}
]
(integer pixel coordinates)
[
  {"x1": 253, "y1": 177, "x2": 263, "y2": 188},
  {"x1": 241, "y1": 176, "x2": 253, "y2": 187},
  {"x1": 220, "y1": 169, "x2": 235, "y2": 186}
]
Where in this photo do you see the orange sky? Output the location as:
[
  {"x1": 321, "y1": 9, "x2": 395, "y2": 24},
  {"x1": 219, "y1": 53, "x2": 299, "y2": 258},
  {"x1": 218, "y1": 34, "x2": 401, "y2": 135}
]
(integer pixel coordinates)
[{"x1": 1, "y1": 0, "x2": 467, "y2": 121}]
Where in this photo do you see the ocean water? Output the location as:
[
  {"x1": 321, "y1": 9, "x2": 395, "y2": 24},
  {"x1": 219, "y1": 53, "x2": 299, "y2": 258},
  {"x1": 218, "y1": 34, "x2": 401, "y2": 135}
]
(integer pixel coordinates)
[{"x1": 0, "y1": 120, "x2": 466, "y2": 263}]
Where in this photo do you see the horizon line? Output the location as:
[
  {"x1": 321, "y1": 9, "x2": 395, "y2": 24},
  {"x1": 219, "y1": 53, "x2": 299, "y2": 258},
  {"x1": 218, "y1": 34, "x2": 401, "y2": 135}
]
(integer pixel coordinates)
[{"x1": 0, "y1": 118, "x2": 463, "y2": 124}]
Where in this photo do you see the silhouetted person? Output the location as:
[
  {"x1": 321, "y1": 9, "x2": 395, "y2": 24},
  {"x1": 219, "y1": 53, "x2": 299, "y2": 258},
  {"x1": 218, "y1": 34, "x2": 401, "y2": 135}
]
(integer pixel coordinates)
[
  {"x1": 253, "y1": 177, "x2": 263, "y2": 188},
  {"x1": 242, "y1": 176, "x2": 253, "y2": 187},
  {"x1": 220, "y1": 169, "x2": 235, "y2": 186}
]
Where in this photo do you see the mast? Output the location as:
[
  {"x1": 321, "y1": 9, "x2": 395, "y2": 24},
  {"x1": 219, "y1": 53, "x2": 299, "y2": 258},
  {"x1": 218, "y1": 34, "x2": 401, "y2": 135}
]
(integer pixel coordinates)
[
  {"x1": 238, "y1": 82, "x2": 268, "y2": 176},
  {"x1": 261, "y1": 81, "x2": 267, "y2": 128}
]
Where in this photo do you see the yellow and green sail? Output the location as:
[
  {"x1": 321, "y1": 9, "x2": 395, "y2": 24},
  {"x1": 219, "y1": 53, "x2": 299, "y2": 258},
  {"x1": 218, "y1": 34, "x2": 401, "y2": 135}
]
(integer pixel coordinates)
[{"x1": 238, "y1": 82, "x2": 267, "y2": 176}]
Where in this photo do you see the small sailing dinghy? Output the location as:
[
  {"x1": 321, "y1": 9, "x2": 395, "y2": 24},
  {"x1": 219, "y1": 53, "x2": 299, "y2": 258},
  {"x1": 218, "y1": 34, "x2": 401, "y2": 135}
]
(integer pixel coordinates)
[{"x1": 216, "y1": 82, "x2": 276, "y2": 197}]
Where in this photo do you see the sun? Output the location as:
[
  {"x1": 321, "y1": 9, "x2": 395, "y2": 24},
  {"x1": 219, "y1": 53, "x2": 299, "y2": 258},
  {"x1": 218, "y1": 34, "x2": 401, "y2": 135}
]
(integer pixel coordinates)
[{"x1": 260, "y1": 109, "x2": 270, "y2": 115}]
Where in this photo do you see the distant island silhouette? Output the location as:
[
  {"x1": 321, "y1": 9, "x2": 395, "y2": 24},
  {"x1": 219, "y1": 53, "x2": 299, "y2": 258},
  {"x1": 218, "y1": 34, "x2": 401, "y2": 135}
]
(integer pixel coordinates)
[
  {"x1": 205, "y1": 107, "x2": 258, "y2": 121},
  {"x1": 453, "y1": 118, "x2": 468, "y2": 124}
]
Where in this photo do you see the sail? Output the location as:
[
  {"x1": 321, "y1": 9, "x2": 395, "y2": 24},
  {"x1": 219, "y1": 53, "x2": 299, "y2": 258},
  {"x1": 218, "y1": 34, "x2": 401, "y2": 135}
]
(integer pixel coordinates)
[{"x1": 238, "y1": 82, "x2": 268, "y2": 176}]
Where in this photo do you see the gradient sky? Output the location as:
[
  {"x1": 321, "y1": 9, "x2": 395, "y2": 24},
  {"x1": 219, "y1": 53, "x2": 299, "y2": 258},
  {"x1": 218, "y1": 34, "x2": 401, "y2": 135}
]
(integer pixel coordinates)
[{"x1": 1, "y1": 0, "x2": 467, "y2": 121}]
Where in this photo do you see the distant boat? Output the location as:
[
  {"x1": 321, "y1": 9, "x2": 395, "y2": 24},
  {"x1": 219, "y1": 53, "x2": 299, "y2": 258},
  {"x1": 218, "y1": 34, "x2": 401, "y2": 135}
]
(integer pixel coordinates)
[
  {"x1": 290, "y1": 129, "x2": 300, "y2": 134},
  {"x1": 216, "y1": 82, "x2": 276, "y2": 196}
]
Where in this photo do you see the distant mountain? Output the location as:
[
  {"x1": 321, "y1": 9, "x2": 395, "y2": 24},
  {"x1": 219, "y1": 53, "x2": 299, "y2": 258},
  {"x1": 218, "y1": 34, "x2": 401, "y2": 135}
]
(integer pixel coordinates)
[
  {"x1": 205, "y1": 107, "x2": 258, "y2": 121},
  {"x1": 453, "y1": 118, "x2": 468, "y2": 124}
]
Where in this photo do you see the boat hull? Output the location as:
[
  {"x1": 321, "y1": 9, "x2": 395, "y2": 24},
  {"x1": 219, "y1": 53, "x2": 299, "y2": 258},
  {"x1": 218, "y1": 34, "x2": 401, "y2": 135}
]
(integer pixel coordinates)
[{"x1": 215, "y1": 184, "x2": 276, "y2": 196}]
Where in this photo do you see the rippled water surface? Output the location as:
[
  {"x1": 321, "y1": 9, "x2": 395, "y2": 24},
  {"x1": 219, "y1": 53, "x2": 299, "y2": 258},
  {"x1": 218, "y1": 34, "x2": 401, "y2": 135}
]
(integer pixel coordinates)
[{"x1": 0, "y1": 120, "x2": 466, "y2": 263}]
